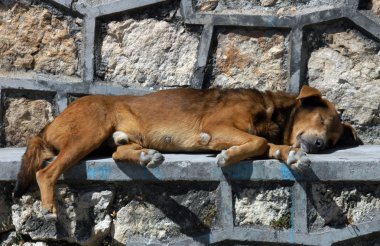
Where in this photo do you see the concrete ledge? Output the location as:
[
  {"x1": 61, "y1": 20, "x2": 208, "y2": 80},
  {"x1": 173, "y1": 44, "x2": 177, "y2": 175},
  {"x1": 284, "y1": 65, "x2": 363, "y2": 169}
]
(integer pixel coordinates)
[{"x1": 1, "y1": 145, "x2": 379, "y2": 182}]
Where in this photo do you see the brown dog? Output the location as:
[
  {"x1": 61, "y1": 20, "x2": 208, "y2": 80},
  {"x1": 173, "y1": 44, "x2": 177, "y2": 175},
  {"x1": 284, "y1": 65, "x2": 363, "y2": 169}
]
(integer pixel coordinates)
[{"x1": 14, "y1": 86, "x2": 361, "y2": 216}]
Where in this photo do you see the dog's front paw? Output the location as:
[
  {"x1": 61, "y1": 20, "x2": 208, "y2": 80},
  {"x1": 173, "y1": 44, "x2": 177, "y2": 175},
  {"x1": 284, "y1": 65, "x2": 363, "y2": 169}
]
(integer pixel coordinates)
[
  {"x1": 140, "y1": 149, "x2": 164, "y2": 168},
  {"x1": 216, "y1": 150, "x2": 229, "y2": 167},
  {"x1": 287, "y1": 150, "x2": 311, "y2": 171}
]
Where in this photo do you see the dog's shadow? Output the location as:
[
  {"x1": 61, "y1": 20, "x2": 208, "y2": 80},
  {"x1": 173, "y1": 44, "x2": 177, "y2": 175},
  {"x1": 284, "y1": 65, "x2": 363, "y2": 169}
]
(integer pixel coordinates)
[
  {"x1": 217, "y1": 151, "x2": 354, "y2": 234},
  {"x1": 112, "y1": 161, "x2": 213, "y2": 243},
  {"x1": 286, "y1": 149, "x2": 358, "y2": 233},
  {"x1": 62, "y1": 153, "x2": 214, "y2": 243}
]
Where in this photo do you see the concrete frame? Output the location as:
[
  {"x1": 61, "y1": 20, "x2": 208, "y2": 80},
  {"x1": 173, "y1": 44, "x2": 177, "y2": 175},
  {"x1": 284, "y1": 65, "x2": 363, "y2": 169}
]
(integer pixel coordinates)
[{"x1": 1, "y1": 0, "x2": 380, "y2": 244}]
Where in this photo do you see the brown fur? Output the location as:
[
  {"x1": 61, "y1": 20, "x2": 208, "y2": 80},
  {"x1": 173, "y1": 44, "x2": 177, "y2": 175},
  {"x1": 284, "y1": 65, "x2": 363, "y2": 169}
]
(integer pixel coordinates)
[{"x1": 14, "y1": 86, "x2": 360, "y2": 215}]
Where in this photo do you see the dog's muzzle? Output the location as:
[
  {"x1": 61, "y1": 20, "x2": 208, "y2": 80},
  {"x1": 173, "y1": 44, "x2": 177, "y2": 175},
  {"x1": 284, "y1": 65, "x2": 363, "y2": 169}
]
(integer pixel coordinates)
[{"x1": 297, "y1": 134, "x2": 326, "y2": 153}]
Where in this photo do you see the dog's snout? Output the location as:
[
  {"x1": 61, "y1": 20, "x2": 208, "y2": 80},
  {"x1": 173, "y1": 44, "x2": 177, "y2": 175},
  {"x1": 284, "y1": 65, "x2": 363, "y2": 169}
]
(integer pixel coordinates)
[{"x1": 298, "y1": 135, "x2": 325, "y2": 153}]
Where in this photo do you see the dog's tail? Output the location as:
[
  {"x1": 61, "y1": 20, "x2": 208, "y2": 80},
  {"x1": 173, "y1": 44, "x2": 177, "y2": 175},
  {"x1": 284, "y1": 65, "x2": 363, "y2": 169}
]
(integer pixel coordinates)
[{"x1": 13, "y1": 135, "x2": 55, "y2": 197}]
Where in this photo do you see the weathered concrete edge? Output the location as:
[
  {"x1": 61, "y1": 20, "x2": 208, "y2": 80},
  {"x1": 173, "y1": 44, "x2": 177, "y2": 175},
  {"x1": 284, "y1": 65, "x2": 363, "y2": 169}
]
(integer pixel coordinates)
[
  {"x1": 0, "y1": 78, "x2": 151, "y2": 95},
  {"x1": 0, "y1": 78, "x2": 152, "y2": 113},
  {"x1": 182, "y1": 5, "x2": 348, "y2": 27},
  {"x1": 1, "y1": 146, "x2": 379, "y2": 182}
]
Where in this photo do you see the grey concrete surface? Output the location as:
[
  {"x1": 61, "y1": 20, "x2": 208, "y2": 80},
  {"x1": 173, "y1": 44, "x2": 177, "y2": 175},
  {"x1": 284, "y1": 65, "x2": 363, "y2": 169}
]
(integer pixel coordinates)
[{"x1": 1, "y1": 145, "x2": 379, "y2": 182}]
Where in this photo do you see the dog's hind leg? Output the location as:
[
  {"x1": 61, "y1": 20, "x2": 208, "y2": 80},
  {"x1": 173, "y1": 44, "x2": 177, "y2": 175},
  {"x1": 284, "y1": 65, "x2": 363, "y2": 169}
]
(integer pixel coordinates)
[
  {"x1": 36, "y1": 134, "x2": 109, "y2": 217},
  {"x1": 112, "y1": 143, "x2": 164, "y2": 168}
]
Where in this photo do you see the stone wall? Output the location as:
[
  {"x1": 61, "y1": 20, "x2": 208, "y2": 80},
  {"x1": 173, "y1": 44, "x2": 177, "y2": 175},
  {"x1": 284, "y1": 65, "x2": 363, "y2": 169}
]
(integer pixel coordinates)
[
  {"x1": 1, "y1": 182, "x2": 219, "y2": 245},
  {"x1": 0, "y1": 0, "x2": 380, "y2": 245},
  {"x1": 306, "y1": 22, "x2": 380, "y2": 144},
  {"x1": 0, "y1": 0, "x2": 379, "y2": 146}
]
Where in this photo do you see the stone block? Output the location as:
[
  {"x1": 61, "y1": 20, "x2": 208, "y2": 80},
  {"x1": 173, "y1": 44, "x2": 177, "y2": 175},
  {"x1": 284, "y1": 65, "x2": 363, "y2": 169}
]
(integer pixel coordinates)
[
  {"x1": 12, "y1": 185, "x2": 114, "y2": 245},
  {"x1": 97, "y1": 1, "x2": 200, "y2": 88},
  {"x1": 207, "y1": 28, "x2": 289, "y2": 91},
  {"x1": 233, "y1": 182, "x2": 291, "y2": 229},
  {"x1": 308, "y1": 183, "x2": 380, "y2": 231},
  {"x1": 306, "y1": 23, "x2": 380, "y2": 144},
  {"x1": 2, "y1": 90, "x2": 55, "y2": 147},
  {"x1": 111, "y1": 182, "x2": 218, "y2": 244},
  {"x1": 0, "y1": 2, "x2": 82, "y2": 81}
]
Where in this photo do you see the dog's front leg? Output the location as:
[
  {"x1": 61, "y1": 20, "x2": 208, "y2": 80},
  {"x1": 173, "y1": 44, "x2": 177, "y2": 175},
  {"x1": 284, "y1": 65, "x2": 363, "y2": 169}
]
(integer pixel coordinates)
[
  {"x1": 112, "y1": 143, "x2": 164, "y2": 168},
  {"x1": 205, "y1": 127, "x2": 269, "y2": 166},
  {"x1": 206, "y1": 127, "x2": 310, "y2": 170}
]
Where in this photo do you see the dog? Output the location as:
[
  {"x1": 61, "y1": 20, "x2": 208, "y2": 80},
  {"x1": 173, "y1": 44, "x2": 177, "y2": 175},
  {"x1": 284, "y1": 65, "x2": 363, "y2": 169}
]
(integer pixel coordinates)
[{"x1": 13, "y1": 85, "x2": 361, "y2": 216}]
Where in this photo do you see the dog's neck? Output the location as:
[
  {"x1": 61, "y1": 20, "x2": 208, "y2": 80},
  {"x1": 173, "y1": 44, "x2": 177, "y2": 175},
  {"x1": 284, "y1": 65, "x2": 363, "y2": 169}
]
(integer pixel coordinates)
[{"x1": 262, "y1": 91, "x2": 298, "y2": 145}]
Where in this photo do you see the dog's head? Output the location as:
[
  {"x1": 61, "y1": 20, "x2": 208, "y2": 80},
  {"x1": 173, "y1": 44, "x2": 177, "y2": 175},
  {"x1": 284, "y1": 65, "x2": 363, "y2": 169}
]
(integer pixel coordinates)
[{"x1": 288, "y1": 86, "x2": 362, "y2": 153}]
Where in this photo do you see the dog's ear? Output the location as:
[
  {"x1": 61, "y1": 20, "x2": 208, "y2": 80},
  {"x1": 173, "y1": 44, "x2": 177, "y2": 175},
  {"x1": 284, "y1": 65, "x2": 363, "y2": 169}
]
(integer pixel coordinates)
[
  {"x1": 337, "y1": 122, "x2": 363, "y2": 146},
  {"x1": 297, "y1": 86, "x2": 322, "y2": 100},
  {"x1": 296, "y1": 86, "x2": 327, "y2": 107}
]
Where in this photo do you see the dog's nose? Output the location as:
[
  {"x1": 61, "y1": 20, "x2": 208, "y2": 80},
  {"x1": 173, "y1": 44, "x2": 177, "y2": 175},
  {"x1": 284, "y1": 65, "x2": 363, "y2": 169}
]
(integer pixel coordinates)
[
  {"x1": 315, "y1": 139, "x2": 322, "y2": 147},
  {"x1": 312, "y1": 138, "x2": 325, "y2": 152}
]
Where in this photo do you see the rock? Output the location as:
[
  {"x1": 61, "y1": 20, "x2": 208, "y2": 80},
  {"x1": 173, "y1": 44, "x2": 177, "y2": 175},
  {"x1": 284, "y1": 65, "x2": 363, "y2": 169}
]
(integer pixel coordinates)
[
  {"x1": 3, "y1": 96, "x2": 54, "y2": 147},
  {"x1": 308, "y1": 183, "x2": 380, "y2": 231},
  {"x1": 307, "y1": 29, "x2": 380, "y2": 144},
  {"x1": 234, "y1": 184, "x2": 291, "y2": 228},
  {"x1": 261, "y1": 0, "x2": 277, "y2": 7},
  {"x1": 0, "y1": 185, "x2": 13, "y2": 233},
  {"x1": 209, "y1": 29, "x2": 288, "y2": 91},
  {"x1": 0, "y1": 3, "x2": 81, "y2": 78},
  {"x1": 21, "y1": 242, "x2": 48, "y2": 246},
  {"x1": 12, "y1": 186, "x2": 114, "y2": 245},
  {"x1": 195, "y1": 0, "x2": 219, "y2": 11},
  {"x1": 0, "y1": 232, "x2": 19, "y2": 246},
  {"x1": 372, "y1": 0, "x2": 380, "y2": 15},
  {"x1": 111, "y1": 183, "x2": 217, "y2": 244},
  {"x1": 112, "y1": 201, "x2": 178, "y2": 244},
  {"x1": 98, "y1": 4, "x2": 199, "y2": 89}
]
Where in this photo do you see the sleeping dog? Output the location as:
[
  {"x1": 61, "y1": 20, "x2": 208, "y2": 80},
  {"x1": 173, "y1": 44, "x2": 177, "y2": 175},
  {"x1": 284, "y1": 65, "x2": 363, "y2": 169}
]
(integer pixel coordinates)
[{"x1": 14, "y1": 85, "x2": 361, "y2": 216}]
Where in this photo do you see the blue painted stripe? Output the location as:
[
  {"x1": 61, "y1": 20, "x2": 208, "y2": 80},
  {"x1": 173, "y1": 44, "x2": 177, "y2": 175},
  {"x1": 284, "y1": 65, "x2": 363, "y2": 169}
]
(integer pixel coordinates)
[
  {"x1": 280, "y1": 163, "x2": 296, "y2": 181},
  {"x1": 87, "y1": 164, "x2": 111, "y2": 180}
]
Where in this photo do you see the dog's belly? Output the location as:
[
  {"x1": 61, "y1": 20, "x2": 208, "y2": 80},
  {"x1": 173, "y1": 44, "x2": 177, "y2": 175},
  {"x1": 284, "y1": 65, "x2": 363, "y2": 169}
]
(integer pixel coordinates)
[
  {"x1": 151, "y1": 130, "x2": 209, "y2": 152},
  {"x1": 123, "y1": 126, "x2": 209, "y2": 152}
]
